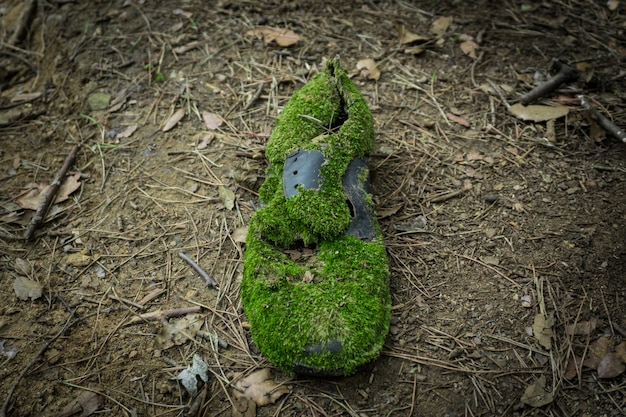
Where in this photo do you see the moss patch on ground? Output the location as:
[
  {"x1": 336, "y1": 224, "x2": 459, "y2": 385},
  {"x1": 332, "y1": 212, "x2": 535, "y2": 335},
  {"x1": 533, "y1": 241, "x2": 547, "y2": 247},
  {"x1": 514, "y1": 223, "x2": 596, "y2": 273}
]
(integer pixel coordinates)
[{"x1": 242, "y1": 58, "x2": 390, "y2": 375}]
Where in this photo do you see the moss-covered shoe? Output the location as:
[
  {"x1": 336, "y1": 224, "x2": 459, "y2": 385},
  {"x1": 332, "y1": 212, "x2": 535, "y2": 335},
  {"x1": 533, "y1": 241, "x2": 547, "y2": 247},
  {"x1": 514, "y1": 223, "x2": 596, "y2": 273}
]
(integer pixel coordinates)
[{"x1": 241, "y1": 58, "x2": 391, "y2": 376}]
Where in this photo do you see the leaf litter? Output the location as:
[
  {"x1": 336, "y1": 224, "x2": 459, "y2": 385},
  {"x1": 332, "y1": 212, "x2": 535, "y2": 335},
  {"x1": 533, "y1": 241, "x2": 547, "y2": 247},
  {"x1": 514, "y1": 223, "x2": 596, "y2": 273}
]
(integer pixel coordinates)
[
  {"x1": 233, "y1": 368, "x2": 289, "y2": 407},
  {"x1": 15, "y1": 173, "x2": 81, "y2": 211},
  {"x1": 155, "y1": 313, "x2": 203, "y2": 350},
  {"x1": 176, "y1": 354, "x2": 209, "y2": 396},
  {"x1": 13, "y1": 276, "x2": 43, "y2": 301}
]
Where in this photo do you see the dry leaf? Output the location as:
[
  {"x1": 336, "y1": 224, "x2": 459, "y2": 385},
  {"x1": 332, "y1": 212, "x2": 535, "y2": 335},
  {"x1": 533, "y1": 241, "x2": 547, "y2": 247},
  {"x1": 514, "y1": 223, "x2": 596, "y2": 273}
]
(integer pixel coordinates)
[
  {"x1": 232, "y1": 398, "x2": 256, "y2": 417},
  {"x1": 232, "y1": 226, "x2": 248, "y2": 243},
  {"x1": 521, "y1": 375, "x2": 554, "y2": 407},
  {"x1": 403, "y1": 46, "x2": 425, "y2": 55},
  {"x1": 246, "y1": 27, "x2": 300, "y2": 47},
  {"x1": 465, "y1": 150, "x2": 483, "y2": 161},
  {"x1": 584, "y1": 337, "x2": 610, "y2": 369},
  {"x1": 57, "y1": 173, "x2": 82, "y2": 203},
  {"x1": 156, "y1": 313, "x2": 203, "y2": 350},
  {"x1": 356, "y1": 58, "x2": 380, "y2": 81},
  {"x1": 66, "y1": 250, "x2": 96, "y2": 267},
  {"x1": 377, "y1": 204, "x2": 403, "y2": 218},
  {"x1": 532, "y1": 313, "x2": 554, "y2": 349},
  {"x1": 597, "y1": 352, "x2": 626, "y2": 378},
  {"x1": 565, "y1": 317, "x2": 598, "y2": 336},
  {"x1": 176, "y1": 354, "x2": 209, "y2": 396},
  {"x1": 431, "y1": 16, "x2": 453, "y2": 36},
  {"x1": 11, "y1": 92, "x2": 41, "y2": 102},
  {"x1": 233, "y1": 369, "x2": 288, "y2": 407},
  {"x1": 480, "y1": 256, "x2": 499, "y2": 266},
  {"x1": 396, "y1": 24, "x2": 430, "y2": 45},
  {"x1": 59, "y1": 390, "x2": 102, "y2": 417},
  {"x1": 446, "y1": 112, "x2": 470, "y2": 127},
  {"x1": 116, "y1": 124, "x2": 138, "y2": 139},
  {"x1": 16, "y1": 174, "x2": 81, "y2": 211},
  {"x1": 162, "y1": 108, "x2": 185, "y2": 132},
  {"x1": 14, "y1": 257, "x2": 33, "y2": 276},
  {"x1": 219, "y1": 185, "x2": 235, "y2": 210},
  {"x1": 173, "y1": 40, "x2": 200, "y2": 54},
  {"x1": 202, "y1": 111, "x2": 223, "y2": 130},
  {"x1": 564, "y1": 353, "x2": 583, "y2": 380},
  {"x1": 302, "y1": 270, "x2": 314, "y2": 283},
  {"x1": 460, "y1": 39, "x2": 479, "y2": 59},
  {"x1": 197, "y1": 133, "x2": 214, "y2": 150},
  {"x1": 13, "y1": 276, "x2": 43, "y2": 301},
  {"x1": 607, "y1": 0, "x2": 619, "y2": 11},
  {"x1": 509, "y1": 103, "x2": 569, "y2": 122}
]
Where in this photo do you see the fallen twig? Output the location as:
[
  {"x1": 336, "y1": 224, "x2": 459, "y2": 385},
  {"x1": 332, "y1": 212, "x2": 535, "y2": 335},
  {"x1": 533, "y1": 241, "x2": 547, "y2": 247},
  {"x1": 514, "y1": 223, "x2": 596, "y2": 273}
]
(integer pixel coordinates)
[
  {"x1": 24, "y1": 143, "x2": 80, "y2": 240},
  {"x1": 136, "y1": 287, "x2": 166, "y2": 306},
  {"x1": 242, "y1": 82, "x2": 265, "y2": 111},
  {"x1": 517, "y1": 60, "x2": 579, "y2": 105},
  {"x1": 123, "y1": 306, "x2": 202, "y2": 326},
  {"x1": 427, "y1": 183, "x2": 472, "y2": 203},
  {"x1": 178, "y1": 252, "x2": 218, "y2": 287},
  {"x1": 578, "y1": 94, "x2": 626, "y2": 143}
]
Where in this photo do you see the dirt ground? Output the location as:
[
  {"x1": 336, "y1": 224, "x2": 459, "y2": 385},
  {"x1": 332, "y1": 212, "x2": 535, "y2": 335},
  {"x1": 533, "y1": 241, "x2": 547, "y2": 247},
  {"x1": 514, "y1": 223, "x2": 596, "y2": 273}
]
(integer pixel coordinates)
[{"x1": 1, "y1": 0, "x2": 625, "y2": 416}]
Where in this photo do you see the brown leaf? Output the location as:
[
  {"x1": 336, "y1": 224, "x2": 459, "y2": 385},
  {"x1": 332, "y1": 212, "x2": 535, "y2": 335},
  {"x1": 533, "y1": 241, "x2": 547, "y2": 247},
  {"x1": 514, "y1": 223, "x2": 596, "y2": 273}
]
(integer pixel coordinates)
[
  {"x1": 116, "y1": 124, "x2": 138, "y2": 139},
  {"x1": 16, "y1": 174, "x2": 81, "y2": 211},
  {"x1": 202, "y1": 111, "x2": 223, "y2": 130},
  {"x1": 403, "y1": 46, "x2": 425, "y2": 55},
  {"x1": 460, "y1": 40, "x2": 479, "y2": 59},
  {"x1": 396, "y1": 24, "x2": 430, "y2": 45},
  {"x1": 302, "y1": 270, "x2": 314, "y2": 283},
  {"x1": 14, "y1": 257, "x2": 33, "y2": 276},
  {"x1": 377, "y1": 204, "x2": 403, "y2": 219},
  {"x1": 173, "y1": 40, "x2": 200, "y2": 54},
  {"x1": 565, "y1": 317, "x2": 598, "y2": 336},
  {"x1": 246, "y1": 27, "x2": 300, "y2": 47},
  {"x1": 162, "y1": 108, "x2": 185, "y2": 132},
  {"x1": 521, "y1": 375, "x2": 554, "y2": 407},
  {"x1": 597, "y1": 352, "x2": 626, "y2": 378},
  {"x1": 218, "y1": 185, "x2": 235, "y2": 210},
  {"x1": 447, "y1": 112, "x2": 470, "y2": 127},
  {"x1": 233, "y1": 369, "x2": 288, "y2": 407},
  {"x1": 465, "y1": 150, "x2": 483, "y2": 161},
  {"x1": 564, "y1": 353, "x2": 583, "y2": 380},
  {"x1": 532, "y1": 313, "x2": 554, "y2": 349},
  {"x1": 232, "y1": 226, "x2": 248, "y2": 243},
  {"x1": 156, "y1": 313, "x2": 203, "y2": 350},
  {"x1": 431, "y1": 16, "x2": 453, "y2": 36},
  {"x1": 56, "y1": 173, "x2": 81, "y2": 204},
  {"x1": 583, "y1": 337, "x2": 610, "y2": 369},
  {"x1": 13, "y1": 276, "x2": 43, "y2": 301},
  {"x1": 356, "y1": 58, "x2": 380, "y2": 81},
  {"x1": 59, "y1": 390, "x2": 102, "y2": 417}
]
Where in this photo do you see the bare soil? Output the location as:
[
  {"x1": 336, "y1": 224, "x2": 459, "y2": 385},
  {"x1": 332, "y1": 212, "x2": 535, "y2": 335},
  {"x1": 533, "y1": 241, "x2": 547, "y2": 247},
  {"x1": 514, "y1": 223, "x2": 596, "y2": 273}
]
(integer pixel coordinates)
[{"x1": 1, "y1": 1, "x2": 625, "y2": 416}]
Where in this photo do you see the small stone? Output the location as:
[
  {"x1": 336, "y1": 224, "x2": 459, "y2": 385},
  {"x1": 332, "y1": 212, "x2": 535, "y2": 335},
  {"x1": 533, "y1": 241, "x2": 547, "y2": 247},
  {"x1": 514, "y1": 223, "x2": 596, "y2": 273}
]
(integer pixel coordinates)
[{"x1": 87, "y1": 92, "x2": 111, "y2": 111}]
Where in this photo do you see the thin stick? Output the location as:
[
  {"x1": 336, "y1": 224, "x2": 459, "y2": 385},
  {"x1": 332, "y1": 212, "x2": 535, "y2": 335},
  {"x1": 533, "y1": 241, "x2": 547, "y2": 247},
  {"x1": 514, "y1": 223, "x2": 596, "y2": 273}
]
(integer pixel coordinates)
[
  {"x1": 24, "y1": 143, "x2": 79, "y2": 240},
  {"x1": 242, "y1": 82, "x2": 265, "y2": 111},
  {"x1": 1, "y1": 310, "x2": 77, "y2": 417},
  {"x1": 123, "y1": 306, "x2": 202, "y2": 326},
  {"x1": 517, "y1": 60, "x2": 579, "y2": 105},
  {"x1": 178, "y1": 252, "x2": 218, "y2": 287},
  {"x1": 578, "y1": 94, "x2": 626, "y2": 143}
]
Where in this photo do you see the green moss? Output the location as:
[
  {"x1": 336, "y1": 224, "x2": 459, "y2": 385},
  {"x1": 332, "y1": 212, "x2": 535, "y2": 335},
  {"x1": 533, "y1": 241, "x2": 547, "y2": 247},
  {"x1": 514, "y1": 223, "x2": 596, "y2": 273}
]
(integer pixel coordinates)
[
  {"x1": 256, "y1": 59, "x2": 376, "y2": 247},
  {"x1": 242, "y1": 58, "x2": 390, "y2": 375}
]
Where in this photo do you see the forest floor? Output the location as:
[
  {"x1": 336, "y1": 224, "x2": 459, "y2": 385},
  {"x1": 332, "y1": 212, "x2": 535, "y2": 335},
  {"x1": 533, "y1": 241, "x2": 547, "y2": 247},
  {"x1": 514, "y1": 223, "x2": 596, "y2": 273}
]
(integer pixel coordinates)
[{"x1": 1, "y1": 0, "x2": 625, "y2": 416}]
